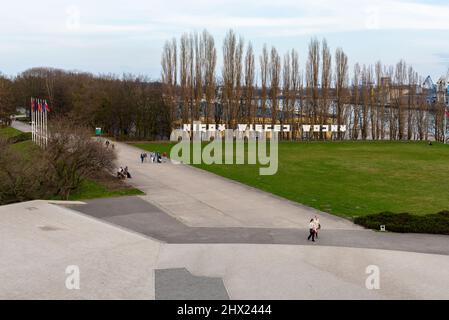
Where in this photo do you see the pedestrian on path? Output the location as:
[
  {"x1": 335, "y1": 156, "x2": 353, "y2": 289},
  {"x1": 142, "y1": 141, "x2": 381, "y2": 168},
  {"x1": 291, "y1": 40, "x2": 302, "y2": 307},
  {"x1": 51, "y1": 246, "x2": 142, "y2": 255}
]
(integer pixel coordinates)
[
  {"x1": 307, "y1": 219, "x2": 317, "y2": 242},
  {"x1": 313, "y1": 216, "x2": 321, "y2": 239},
  {"x1": 140, "y1": 153, "x2": 145, "y2": 163}
]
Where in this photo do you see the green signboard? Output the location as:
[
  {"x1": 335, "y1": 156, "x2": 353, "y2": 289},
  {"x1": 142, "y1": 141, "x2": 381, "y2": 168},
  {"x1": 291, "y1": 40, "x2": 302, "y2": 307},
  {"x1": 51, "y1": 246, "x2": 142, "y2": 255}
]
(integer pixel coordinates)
[{"x1": 95, "y1": 127, "x2": 102, "y2": 136}]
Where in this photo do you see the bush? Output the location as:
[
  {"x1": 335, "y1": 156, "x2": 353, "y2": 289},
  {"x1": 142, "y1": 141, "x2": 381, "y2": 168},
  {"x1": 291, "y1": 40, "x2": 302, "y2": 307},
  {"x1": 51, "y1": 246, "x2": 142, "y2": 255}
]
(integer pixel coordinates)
[
  {"x1": 0, "y1": 138, "x2": 50, "y2": 205},
  {"x1": 0, "y1": 120, "x2": 116, "y2": 204},
  {"x1": 354, "y1": 211, "x2": 449, "y2": 235}
]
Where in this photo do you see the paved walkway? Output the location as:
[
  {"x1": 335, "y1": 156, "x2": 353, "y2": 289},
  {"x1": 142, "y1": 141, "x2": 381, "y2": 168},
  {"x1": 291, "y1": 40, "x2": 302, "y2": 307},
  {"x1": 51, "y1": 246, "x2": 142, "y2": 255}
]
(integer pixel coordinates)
[
  {"x1": 68, "y1": 196, "x2": 449, "y2": 256},
  {"x1": 113, "y1": 141, "x2": 358, "y2": 230},
  {"x1": 4, "y1": 200, "x2": 449, "y2": 299},
  {"x1": 11, "y1": 120, "x2": 31, "y2": 133}
]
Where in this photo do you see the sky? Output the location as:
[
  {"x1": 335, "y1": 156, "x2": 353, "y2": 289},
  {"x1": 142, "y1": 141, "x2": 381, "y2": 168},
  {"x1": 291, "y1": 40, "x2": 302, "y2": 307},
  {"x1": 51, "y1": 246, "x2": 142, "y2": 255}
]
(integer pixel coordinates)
[{"x1": 1, "y1": 0, "x2": 449, "y2": 81}]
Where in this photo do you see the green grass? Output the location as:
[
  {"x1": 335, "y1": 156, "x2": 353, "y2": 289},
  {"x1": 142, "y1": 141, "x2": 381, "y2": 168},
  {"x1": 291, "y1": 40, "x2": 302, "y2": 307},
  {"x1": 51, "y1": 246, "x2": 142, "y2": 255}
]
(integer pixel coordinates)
[
  {"x1": 64, "y1": 179, "x2": 144, "y2": 201},
  {"x1": 0, "y1": 126, "x2": 23, "y2": 139},
  {"x1": 133, "y1": 141, "x2": 449, "y2": 219}
]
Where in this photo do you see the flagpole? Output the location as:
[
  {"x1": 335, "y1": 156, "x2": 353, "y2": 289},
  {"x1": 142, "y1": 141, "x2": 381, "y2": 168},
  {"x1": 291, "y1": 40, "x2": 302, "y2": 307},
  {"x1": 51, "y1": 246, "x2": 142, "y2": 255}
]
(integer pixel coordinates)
[
  {"x1": 41, "y1": 100, "x2": 44, "y2": 147},
  {"x1": 45, "y1": 100, "x2": 48, "y2": 147},
  {"x1": 31, "y1": 98, "x2": 34, "y2": 143},
  {"x1": 444, "y1": 105, "x2": 447, "y2": 144},
  {"x1": 39, "y1": 99, "x2": 42, "y2": 147},
  {"x1": 41, "y1": 99, "x2": 43, "y2": 147}
]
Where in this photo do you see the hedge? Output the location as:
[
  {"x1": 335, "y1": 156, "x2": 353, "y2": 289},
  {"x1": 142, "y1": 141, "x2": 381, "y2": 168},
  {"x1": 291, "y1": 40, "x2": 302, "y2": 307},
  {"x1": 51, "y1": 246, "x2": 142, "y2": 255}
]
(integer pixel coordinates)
[{"x1": 354, "y1": 211, "x2": 449, "y2": 235}]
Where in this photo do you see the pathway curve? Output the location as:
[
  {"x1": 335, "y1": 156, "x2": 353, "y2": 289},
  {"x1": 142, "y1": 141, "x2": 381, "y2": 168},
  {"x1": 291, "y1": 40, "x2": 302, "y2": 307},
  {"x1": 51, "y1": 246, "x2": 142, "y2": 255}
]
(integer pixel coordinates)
[{"x1": 113, "y1": 141, "x2": 358, "y2": 230}]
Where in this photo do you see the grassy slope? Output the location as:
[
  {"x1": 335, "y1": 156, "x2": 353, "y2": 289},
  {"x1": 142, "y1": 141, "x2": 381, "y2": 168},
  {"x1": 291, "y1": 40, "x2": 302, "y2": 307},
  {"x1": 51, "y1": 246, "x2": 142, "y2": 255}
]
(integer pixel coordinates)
[
  {"x1": 1, "y1": 127, "x2": 143, "y2": 202},
  {"x1": 0, "y1": 126, "x2": 23, "y2": 139},
  {"x1": 63, "y1": 179, "x2": 144, "y2": 201},
  {"x1": 133, "y1": 141, "x2": 449, "y2": 218}
]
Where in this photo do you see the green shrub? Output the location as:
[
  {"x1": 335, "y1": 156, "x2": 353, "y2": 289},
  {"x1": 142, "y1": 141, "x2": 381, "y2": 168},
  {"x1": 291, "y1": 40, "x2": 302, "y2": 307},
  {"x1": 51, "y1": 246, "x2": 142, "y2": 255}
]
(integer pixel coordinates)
[{"x1": 354, "y1": 211, "x2": 449, "y2": 235}]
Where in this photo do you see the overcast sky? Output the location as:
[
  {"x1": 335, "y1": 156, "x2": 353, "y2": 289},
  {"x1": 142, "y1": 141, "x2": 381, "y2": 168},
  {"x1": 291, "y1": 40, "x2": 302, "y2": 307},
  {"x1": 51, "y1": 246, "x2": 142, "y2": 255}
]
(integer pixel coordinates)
[{"x1": 1, "y1": 0, "x2": 449, "y2": 81}]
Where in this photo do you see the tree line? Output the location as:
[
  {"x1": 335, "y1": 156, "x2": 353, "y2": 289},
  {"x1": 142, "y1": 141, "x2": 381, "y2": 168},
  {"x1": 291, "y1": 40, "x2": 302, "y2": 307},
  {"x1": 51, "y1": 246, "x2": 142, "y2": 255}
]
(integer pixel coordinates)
[
  {"x1": 161, "y1": 29, "x2": 448, "y2": 141},
  {"x1": 0, "y1": 68, "x2": 171, "y2": 139}
]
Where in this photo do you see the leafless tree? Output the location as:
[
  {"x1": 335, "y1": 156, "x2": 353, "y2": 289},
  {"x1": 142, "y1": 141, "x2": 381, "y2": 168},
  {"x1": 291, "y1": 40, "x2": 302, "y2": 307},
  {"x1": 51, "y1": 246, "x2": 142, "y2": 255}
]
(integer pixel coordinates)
[
  {"x1": 161, "y1": 38, "x2": 177, "y2": 128},
  {"x1": 320, "y1": 39, "x2": 332, "y2": 139},
  {"x1": 306, "y1": 38, "x2": 320, "y2": 136},
  {"x1": 351, "y1": 63, "x2": 361, "y2": 139},
  {"x1": 269, "y1": 46, "x2": 281, "y2": 126},
  {"x1": 259, "y1": 44, "x2": 269, "y2": 124},
  {"x1": 244, "y1": 41, "x2": 255, "y2": 124},
  {"x1": 335, "y1": 48, "x2": 348, "y2": 140},
  {"x1": 201, "y1": 30, "x2": 217, "y2": 125},
  {"x1": 222, "y1": 29, "x2": 244, "y2": 126}
]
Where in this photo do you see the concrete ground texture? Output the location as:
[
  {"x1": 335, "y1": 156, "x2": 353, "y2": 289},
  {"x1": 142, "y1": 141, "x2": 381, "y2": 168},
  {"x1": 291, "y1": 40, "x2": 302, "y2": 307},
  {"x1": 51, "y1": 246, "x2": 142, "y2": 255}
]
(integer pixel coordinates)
[{"x1": 3, "y1": 124, "x2": 449, "y2": 299}]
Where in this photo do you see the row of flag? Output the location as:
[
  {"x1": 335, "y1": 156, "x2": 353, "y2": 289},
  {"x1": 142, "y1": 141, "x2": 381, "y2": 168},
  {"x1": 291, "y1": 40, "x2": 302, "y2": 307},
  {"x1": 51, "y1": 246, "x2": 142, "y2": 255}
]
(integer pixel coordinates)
[
  {"x1": 31, "y1": 97, "x2": 50, "y2": 113},
  {"x1": 30, "y1": 97, "x2": 50, "y2": 148}
]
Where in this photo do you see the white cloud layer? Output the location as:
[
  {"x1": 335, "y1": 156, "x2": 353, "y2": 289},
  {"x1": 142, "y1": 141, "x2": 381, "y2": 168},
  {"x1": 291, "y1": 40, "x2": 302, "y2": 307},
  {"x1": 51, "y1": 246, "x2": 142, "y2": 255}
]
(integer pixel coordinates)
[{"x1": 1, "y1": 0, "x2": 449, "y2": 77}]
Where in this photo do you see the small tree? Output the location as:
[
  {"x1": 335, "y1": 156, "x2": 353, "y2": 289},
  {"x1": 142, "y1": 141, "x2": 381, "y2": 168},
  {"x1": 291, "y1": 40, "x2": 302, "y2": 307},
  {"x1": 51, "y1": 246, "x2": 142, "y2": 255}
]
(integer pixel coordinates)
[
  {"x1": 0, "y1": 138, "x2": 48, "y2": 204},
  {"x1": 44, "y1": 120, "x2": 117, "y2": 199}
]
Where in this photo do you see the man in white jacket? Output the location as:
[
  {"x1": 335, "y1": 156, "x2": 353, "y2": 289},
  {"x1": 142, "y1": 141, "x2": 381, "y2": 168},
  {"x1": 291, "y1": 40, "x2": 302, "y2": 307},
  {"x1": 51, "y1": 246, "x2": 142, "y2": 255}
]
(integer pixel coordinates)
[{"x1": 307, "y1": 219, "x2": 317, "y2": 242}]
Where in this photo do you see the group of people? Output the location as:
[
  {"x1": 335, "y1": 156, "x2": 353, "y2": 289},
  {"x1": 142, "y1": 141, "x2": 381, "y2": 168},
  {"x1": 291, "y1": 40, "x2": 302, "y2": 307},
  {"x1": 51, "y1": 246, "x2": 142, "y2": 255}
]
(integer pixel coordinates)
[
  {"x1": 307, "y1": 216, "x2": 321, "y2": 242},
  {"x1": 117, "y1": 166, "x2": 131, "y2": 179},
  {"x1": 140, "y1": 151, "x2": 167, "y2": 164},
  {"x1": 105, "y1": 140, "x2": 115, "y2": 150}
]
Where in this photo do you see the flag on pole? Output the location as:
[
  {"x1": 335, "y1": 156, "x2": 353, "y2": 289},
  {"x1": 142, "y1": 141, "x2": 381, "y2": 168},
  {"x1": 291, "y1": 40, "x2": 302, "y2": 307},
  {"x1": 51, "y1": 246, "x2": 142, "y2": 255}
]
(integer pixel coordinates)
[{"x1": 44, "y1": 100, "x2": 50, "y2": 112}]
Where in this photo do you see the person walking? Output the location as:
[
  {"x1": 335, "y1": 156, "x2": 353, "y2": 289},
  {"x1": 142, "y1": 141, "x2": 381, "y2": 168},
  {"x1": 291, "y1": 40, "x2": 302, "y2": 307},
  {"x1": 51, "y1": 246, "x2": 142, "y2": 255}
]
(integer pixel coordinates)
[
  {"x1": 307, "y1": 219, "x2": 316, "y2": 242},
  {"x1": 313, "y1": 216, "x2": 321, "y2": 239},
  {"x1": 140, "y1": 153, "x2": 145, "y2": 163}
]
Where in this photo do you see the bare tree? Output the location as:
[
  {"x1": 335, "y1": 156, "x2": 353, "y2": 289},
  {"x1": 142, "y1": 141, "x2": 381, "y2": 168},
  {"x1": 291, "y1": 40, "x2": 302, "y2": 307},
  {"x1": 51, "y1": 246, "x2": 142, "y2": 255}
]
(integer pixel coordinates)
[
  {"x1": 290, "y1": 49, "x2": 300, "y2": 139},
  {"x1": 259, "y1": 44, "x2": 269, "y2": 124},
  {"x1": 335, "y1": 48, "x2": 348, "y2": 140},
  {"x1": 161, "y1": 38, "x2": 177, "y2": 128},
  {"x1": 0, "y1": 76, "x2": 15, "y2": 126},
  {"x1": 222, "y1": 29, "x2": 244, "y2": 126},
  {"x1": 244, "y1": 41, "x2": 255, "y2": 124},
  {"x1": 283, "y1": 52, "x2": 291, "y2": 139},
  {"x1": 180, "y1": 34, "x2": 192, "y2": 123},
  {"x1": 351, "y1": 63, "x2": 361, "y2": 140},
  {"x1": 320, "y1": 39, "x2": 332, "y2": 139},
  {"x1": 269, "y1": 46, "x2": 281, "y2": 126},
  {"x1": 393, "y1": 60, "x2": 407, "y2": 140},
  {"x1": 201, "y1": 30, "x2": 217, "y2": 125},
  {"x1": 306, "y1": 38, "x2": 320, "y2": 137}
]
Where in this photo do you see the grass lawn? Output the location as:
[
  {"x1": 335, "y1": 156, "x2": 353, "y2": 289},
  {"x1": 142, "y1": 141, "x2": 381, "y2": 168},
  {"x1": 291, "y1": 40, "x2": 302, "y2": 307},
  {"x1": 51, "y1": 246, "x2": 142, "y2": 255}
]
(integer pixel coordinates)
[
  {"x1": 133, "y1": 140, "x2": 449, "y2": 219},
  {"x1": 0, "y1": 126, "x2": 23, "y2": 139},
  {"x1": 63, "y1": 179, "x2": 144, "y2": 201}
]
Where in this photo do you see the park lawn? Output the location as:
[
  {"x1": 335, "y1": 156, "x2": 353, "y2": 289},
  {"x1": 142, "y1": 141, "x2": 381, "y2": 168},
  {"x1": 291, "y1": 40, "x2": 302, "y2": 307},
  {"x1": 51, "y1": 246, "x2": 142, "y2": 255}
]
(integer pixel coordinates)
[
  {"x1": 0, "y1": 126, "x2": 23, "y2": 139},
  {"x1": 63, "y1": 179, "x2": 144, "y2": 201},
  {"x1": 133, "y1": 141, "x2": 449, "y2": 218}
]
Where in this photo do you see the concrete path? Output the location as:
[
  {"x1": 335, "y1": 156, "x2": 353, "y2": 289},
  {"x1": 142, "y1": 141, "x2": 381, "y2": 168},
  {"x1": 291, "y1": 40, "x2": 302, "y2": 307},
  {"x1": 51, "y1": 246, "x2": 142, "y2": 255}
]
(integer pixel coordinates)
[
  {"x1": 3, "y1": 200, "x2": 449, "y2": 299},
  {"x1": 113, "y1": 141, "x2": 358, "y2": 230},
  {"x1": 11, "y1": 120, "x2": 31, "y2": 133},
  {"x1": 0, "y1": 200, "x2": 160, "y2": 299},
  {"x1": 67, "y1": 196, "x2": 449, "y2": 256}
]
